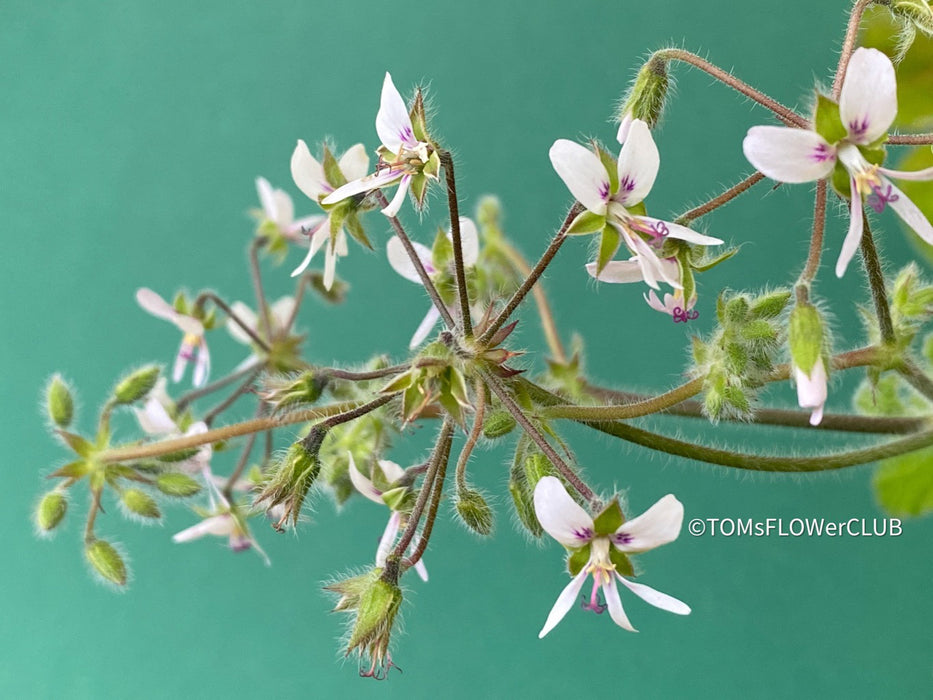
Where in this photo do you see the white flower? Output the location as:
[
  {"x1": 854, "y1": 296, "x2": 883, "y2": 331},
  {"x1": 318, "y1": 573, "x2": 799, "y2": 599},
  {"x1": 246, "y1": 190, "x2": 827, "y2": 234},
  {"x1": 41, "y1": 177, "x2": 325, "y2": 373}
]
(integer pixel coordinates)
[
  {"x1": 550, "y1": 120, "x2": 722, "y2": 290},
  {"x1": 743, "y1": 47, "x2": 933, "y2": 278},
  {"x1": 321, "y1": 73, "x2": 438, "y2": 218},
  {"x1": 136, "y1": 288, "x2": 210, "y2": 387},
  {"x1": 584, "y1": 257, "x2": 700, "y2": 322},
  {"x1": 226, "y1": 296, "x2": 296, "y2": 347},
  {"x1": 254, "y1": 176, "x2": 324, "y2": 244},
  {"x1": 348, "y1": 453, "x2": 429, "y2": 582},
  {"x1": 386, "y1": 217, "x2": 479, "y2": 347},
  {"x1": 533, "y1": 476, "x2": 690, "y2": 637},
  {"x1": 290, "y1": 141, "x2": 370, "y2": 289},
  {"x1": 794, "y1": 356, "x2": 828, "y2": 426}
]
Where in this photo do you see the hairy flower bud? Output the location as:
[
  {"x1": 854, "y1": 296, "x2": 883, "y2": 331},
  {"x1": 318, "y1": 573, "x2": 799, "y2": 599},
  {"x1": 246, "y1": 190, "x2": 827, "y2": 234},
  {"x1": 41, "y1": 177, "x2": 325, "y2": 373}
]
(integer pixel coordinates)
[
  {"x1": 120, "y1": 488, "x2": 162, "y2": 521},
  {"x1": 617, "y1": 55, "x2": 669, "y2": 138},
  {"x1": 482, "y1": 409, "x2": 516, "y2": 439},
  {"x1": 45, "y1": 374, "x2": 74, "y2": 428},
  {"x1": 155, "y1": 472, "x2": 202, "y2": 497},
  {"x1": 455, "y1": 488, "x2": 494, "y2": 536},
  {"x1": 345, "y1": 577, "x2": 403, "y2": 679},
  {"x1": 256, "y1": 439, "x2": 321, "y2": 528},
  {"x1": 35, "y1": 490, "x2": 68, "y2": 535},
  {"x1": 892, "y1": 0, "x2": 933, "y2": 35},
  {"x1": 85, "y1": 539, "x2": 128, "y2": 587},
  {"x1": 789, "y1": 302, "x2": 828, "y2": 425},
  {"x1": 113, "y1": 365, "x2": 161, "y2": 405}
]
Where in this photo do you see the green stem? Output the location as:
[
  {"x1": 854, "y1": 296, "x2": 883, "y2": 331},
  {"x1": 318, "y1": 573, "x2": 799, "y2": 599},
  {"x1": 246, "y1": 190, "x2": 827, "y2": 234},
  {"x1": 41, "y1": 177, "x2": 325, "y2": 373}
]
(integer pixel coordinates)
[
  {"x1": 897, "y1": 357, "x2": 933, "y2": 403},
  {"x1": 403, "y1": 426, "x2": 453, "y2": 572},
  {"x1": 455, "y1": 378, "x2": 486, "y2": 491},
  {"x1": 176, "y1": 364, "x2": 262, "y2": 411},
  {"x1": 194, "y1": 292, "x2": 271, "y2": 353},
  {"x1": 860, "y1": 218, "x2": 896, "y2": 345},
  {"x1": 542, "y1": 377, "x2": 704, "y2": 420},
  {"x1": 249, "y1": 237, "x2": 273, "y2": 340}
]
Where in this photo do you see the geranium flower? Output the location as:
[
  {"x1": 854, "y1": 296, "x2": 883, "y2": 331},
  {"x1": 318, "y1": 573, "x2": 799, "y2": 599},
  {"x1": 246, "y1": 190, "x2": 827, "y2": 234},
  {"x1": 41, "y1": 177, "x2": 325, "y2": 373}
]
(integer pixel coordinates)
[
  {"x1": 321, "y1": 73, "x2": 439, "y2": 218},
  {"x1": 136, "y1": 288, "x2": 210, "y2": 387},
  {"x1": 348, "y1": 453, "x2": 428, "y2": 582},
  {"x1": 743, "y1": 47, "x2": 933, "y2": 277},
  {"x1": 290, "y1": 141, "x2": 369, "y2": 289},
  {"x1": 133, "y1": 382, "x2": 213, "y2": 474},
  {"x1": 533, "y1": 476, "x2": 690, "y2": 637},
  {"x1": 386, "y1": 217, "x2": 479, "y2": 347},
  {"x1": 550, "y1": 119, "x2": 722, "y2": 290},
  {"x1": 584, "y1": 257, "x2": 699, "y2": 322},
  {"x1": 254, "y1": 176, "x2": 324, "y2": 245}
]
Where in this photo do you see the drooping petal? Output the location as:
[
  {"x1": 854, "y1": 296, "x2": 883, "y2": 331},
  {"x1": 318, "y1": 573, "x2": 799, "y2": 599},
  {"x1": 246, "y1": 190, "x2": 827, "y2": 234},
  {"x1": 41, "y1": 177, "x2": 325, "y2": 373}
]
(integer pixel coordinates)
[
  {"x1": 643, "y1": 289, "x2": 669, "y2": 314},
  {"x1": 134, "y1": 397, "x2": 177, "y2": 435},
  {"x1": 532, "y1": 476, "x2": 595, "y2": 548},
  {"x1": 136, "y1": 288, "x2": 204, "y2": 336},
  {"x1": 615, "y1": 119, "x2": 660, "y2": 207},
  {"x1": 743, "y1": 126, "x2": 836, "y2": 183},
  {"x1": 617, "y1": 575, "x2": 691, "y2": 615},
  {"x1": 270, "y1": 296, "x2": 296, "y2": 332},
  {"x1": 256, "y1": 177, "x2": 278, "y2": 220},
  {"x1": 549, "y1": 139, "x2": 610, "y2": 215},
  {"x1": 287, "y1": 214, "x2": 326, "y2": 237},
  {"x1": 409, "y1": 305, "x2": 442, "y2": 348},
  {"x1": 795, "y1": 359, "x2": 827, "y2": 427},
  {"x1": 381, "y1": 174, "x2": 412, "y2": 217},
  {"x1": 616, "y1": 111, "x2": 634, "y2": 144},
  {"x1": 172, "y1": 338, "x2": 193, "y2": 383},
  {"x1": 538, "y1": 568, "x2": 588, "y2": 638},
  {"x1": 375, "y1": 511, "x2": 402, "y2": 567},
  {"x1": 289, "y1": 219, "x2": 328, "y2": 278},
  {"x1": 612, "y1": 494, "x2": 684, "y2": 553},
  {"x1": 413, "y1": 556, "x2": 429, "y2": 582},
  {"x1": 338, "y1": 143, "x2": 370, "y2": 182},
  {"x1": 376, "y1": 72, "x2": 416, "y2": 153},
  {"x1": 377, "y1": 459, "x2": 407, "y2": 484},
  {"x1": 227, "y1": 302, "x2": 258, "y2": 345},
  {"x1": 348, "y1": 452, "x2": 384, "y2": 504},
  {"x1": 603, "y1": 577, "x2": 637, "y2": 632},
  {"x1": 835, "y1": 177, "x2": 864, "y2": 278},
  {"x1": 839, "y1": 47, "x2": 897, "y2": 145},
  {"x1": 879, "y1": 164, "x2": 933, "y2": 182},
  {"x1": 387, "y1": 235, "x2": 433, "y2": 284},
  {"x1": 320, "y1": 169, "x2": 403, "y2": 206},
  {"x1": 638, "y1": 217, "x2": 724, "y2": 246},
  {"x1": 272, "y1": 189, "x2": 294, "y2": 229},
  {"x1": 172, "y1": 514, "x2": 235, "y2": 542},
  {"x1": 455, "y1": 217, "x2": 480, "y2": 267},
  {"x1": 192, "y1": 338, "x2": 210, "y2": 388},
  {"x1": 290, "y1": 139, "x2": 328, "y2": 201},
  {"x1": 626, "y1": 232, "x2": 682, "y2": 289},
  {"x1": 323, "y1": 239, "x2": 338, "y2": 291},
  {"x1": 585, "y1": 258, "x2": 645, "y2": 284},
  {"x1": 881, "y1": 178, "x2": 933, "y2": 245}
]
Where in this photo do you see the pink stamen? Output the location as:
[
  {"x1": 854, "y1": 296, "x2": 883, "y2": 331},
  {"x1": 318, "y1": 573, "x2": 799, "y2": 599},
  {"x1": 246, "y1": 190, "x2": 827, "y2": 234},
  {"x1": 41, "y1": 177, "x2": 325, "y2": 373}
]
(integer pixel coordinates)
[
  {"x1": 672, "y1": 307, "x2": 699, "y2": 323},
  {"x1": 866, "y1": 182, "x2": 899, "y2": 214},
  {"x1": 581, "y1": 578, "x2": 607, "y2": 614}
]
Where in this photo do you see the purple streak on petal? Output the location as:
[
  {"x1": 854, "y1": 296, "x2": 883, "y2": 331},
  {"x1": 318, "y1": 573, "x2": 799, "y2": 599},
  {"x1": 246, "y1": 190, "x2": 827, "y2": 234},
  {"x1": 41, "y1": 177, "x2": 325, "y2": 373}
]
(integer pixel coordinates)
[
  {"x1": 810, "y1": 142, "x2": 835, "y2": 163},
  {"x1": 230, "y1": 535, "x2": 252, "y2": 552},
  {"x1": 572, "y1": 526, "x2": 594, "y2": 541},
  {"x1": 848, "y1": 118, "x2": 870, "y2": 141},
  {"x1": 618, "y1": 175, "x2": 636, "y2": 193},
  {"x1": 598, "y1": 181, "x2": 611, "y2": 200},
  {"x1": 613, "y1": 532, "x2": 635, "y2": 545}
]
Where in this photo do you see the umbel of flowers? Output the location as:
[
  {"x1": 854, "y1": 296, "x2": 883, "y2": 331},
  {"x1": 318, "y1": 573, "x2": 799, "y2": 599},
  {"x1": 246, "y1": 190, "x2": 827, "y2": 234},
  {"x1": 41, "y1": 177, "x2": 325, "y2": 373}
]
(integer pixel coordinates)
[{"x1": 33, "y1": 0, "x2": 933, "y2": 680}]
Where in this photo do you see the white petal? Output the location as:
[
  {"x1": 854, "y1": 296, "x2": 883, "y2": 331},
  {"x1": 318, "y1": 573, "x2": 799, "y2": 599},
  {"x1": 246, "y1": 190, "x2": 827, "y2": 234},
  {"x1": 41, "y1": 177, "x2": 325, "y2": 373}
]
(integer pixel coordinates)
[
  {"x1": 387, "y1": 235, "x2": 432, "y2": 284},
  {"x1": 172, "y1": 514, "x2": 235, "y2": 542},
  {"x1": 273, "y1": 189, "x2": 294, "y2": 228},
  {"x1": 172, "y1": 340, "x2": 190, "y2": 383},
  {"x1": 334, "y1": 229, "x2": 348, "y2": 256},
  {"x1": 625, "y1": 232, "x2": 681, "y2": 289},
  {"x1": 348, "y1": 452, "x2": 384, "y2": 504},
  {"x1": 227, "y1": 302, "x2": 258, "y2": 345},
  {"x1": 136, "y1": 288, "x2": 204, "y2": 336},
  {"x1": 375, "y1": 511, "x2": 401, "y2": 567},
  {"x1": 270, "y1": 296, "x2": 296, "y2": 331},
  {"x1": 454, "y1": 217, "x2": 479, "y2": 267},
  {"x1": 835, "y1": 177, "x2": 864, "y2": 278},
  {"x1": 538, "y1": 568, "x2": 588, "y2": 638},
  {"x1": 134, "y1": 397, "x2": 176, "y2": 435},
  {"x1": 192, "y1": 339, "x2": 210, "y2": 388},
  {"x1": 612, "y1": 494, "x2": 684, "y2": 553},
  {"x1": 616, "y1": 112, "x2": 633, "y2": 144},
  {"x1": 549, "y1": 139, "x2": 610, "y2": 215},
  {"x1": 413, "y1": 557, "x2": 429, "y2": 582},
  {"x1": 380, "y1": 174, "x2": 412, "y2": 217},
  {"x1": 338, "y1": 143, "x2": 370, "y2": 182},
  {"x1": 639, "y1": 217, "x2": 723, "y2": 245},
  {"x1": 289, "y1": 219, "x2": 328, "y2": 278},
  {"x1": 290, "y1": 140, "x2": 327, "y2": 201},
  {"x1": 643, "y1": 289, "x2": 668, "y2": 313},
  {"x1": 617, "y1": 575, "x2": 691, "y2": 615},
  {"x1": 603, "y1": 578, "x2": 637, "y2": 632},
  {"x1": 323, "y1": 242, "x2": 338, "y2": 291},
  {"x1": 743, "y1": 126, "x2": 836, "y2": 183},
  {"x1": 287, "y1": 214, "x2": 326, "y2": 237},
  {"x1": 585, "y1": 259, "x2": 644, "y2": 284},
  {"x1": 532, "y1": 476, "x2": 595, "y2": 548},
  {"x1": 839, "y1": 47, "x2": 897, "y2": 145},
  {"x1": 376, "y1": 72, "x2": 416, "y2": 154},
  {"x1": 795, "y1": 359, "x2": 828, "y2": 428},
  {"x1": 321, "y1": 169, "x2": 402, "y2": 205},
  {"x1": 879, "y1": 164, "x2": 933, "y2": 182},
  {"x1": 255, "y1": 176, "x2": 277, "y2": 219},
  {"x1": 882, "y1": 179, "x2": 933, "y2": 245},
  {"x1": 409, "y1": 305, "x2": 442, "y2": 348},
  {"x1": 377, "y1": 459, "x2": 407, "y2": 484},
  {"x1": 615, "y1": 120, "x2": 660, "y2": 207}
]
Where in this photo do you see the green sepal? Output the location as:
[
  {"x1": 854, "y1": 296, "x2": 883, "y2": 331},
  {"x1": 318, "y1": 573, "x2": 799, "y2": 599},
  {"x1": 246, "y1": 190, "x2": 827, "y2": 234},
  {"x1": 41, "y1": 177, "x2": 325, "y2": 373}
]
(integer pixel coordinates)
[
  {"x1": 321, "y1": 144, "x2": 348, "y2": 188},
  {"x1": 609, "y1": 548, "x2": 634, "y2": 577},
  {"x1": 597, "y1": 146, "x2": 619, "y2": 195},
  {"x1": 36, "y1": 491, "x2": 68, "y2": 532},
  {"x1": 423, "y1": 150, "x2": 441, "y2": 180},
  {"x1": 57, "y1": 431, "x2": 93, "y2": 457},
  {"x1": 596, "y1": 225, "x2": 621, "y2": 275},
  {"x1": 156, "y1": 447, "x2": 200, "y2": 463},
  {"x1": 789, "y1": 303, "x2": 824, "y2": 373},
  {"x1": 566, "y1": 210, "x2": 605, "y2": 236},
  {"x1": 813, "y1": 93, "x2": 847, "y2": 144},
  {"x1": 678, "y1": 254, "x2": 695, "y2": 306},
  {"x1": 410, "y1": 89, "x2": 429, "y2": 143},
  {"x1": 831, "y1": 162, "x2": 852, "y2": 198},
  {"x1": 329, "y1": 201, "x2": 348, "y2": 238},
  {"x1": 567, "y1": 545, "x2": 591, "y2": 576},
  {"x1": 344, "y1": 211, "x2": 373, "y2": 250},
  {"x1": 860, "y1": 144, "x2": 887, "y2": 167},
  {"x1": 447, "y1": 368, "x2": 471, "y2": 407},
  {"x1": 155, "y1": 472, "x2": 202, "y2": 497},
  {"x1": 432, "y1": 227, "x2": 454, "y2": 269},
  {"x1": 113, "y1": 365, "x2": 160, "y2": 405},
  {"x1": 380, "y1": 370, "x2": 415, "y2": 395},
  {"x1": 85, "y1": 539, "x2": 127, "y2": 586},
  {"x1": 172, "y1": 291, "x2": 189, "y2": 315},
  {"x1": 508, "y1": 477, "x2": 542, "y2": 537},
  {"x1": 592, "y1": 498, "x2": 624, "y2": 536},
  {"x1": 410, "y1": 172, "x2": 429, "y2": 207},
  {"x1": 627, "y1": 201, "x2": 647, "y2": 218},
  {"x1": 49, "y1": 460, "x2": 90, "y2": 479},
  {"x1": 691, "y1": 246, "x2": 738, "y2": 272},
  {"x1": 381, "y1": 487, "x2": 411, "y2": 512},
  {"x1": 201, "y1": 307, "x2": 217, "y2": 331},
  {"x1": 455, "y1": 488, "x2": 494, "y2": 536},
  {"x1": 121, "y1": 488, "x2": 161, "y2": 519},
  {"x1": 750, "y1": 290, "x2": 792, "y2": 319}
]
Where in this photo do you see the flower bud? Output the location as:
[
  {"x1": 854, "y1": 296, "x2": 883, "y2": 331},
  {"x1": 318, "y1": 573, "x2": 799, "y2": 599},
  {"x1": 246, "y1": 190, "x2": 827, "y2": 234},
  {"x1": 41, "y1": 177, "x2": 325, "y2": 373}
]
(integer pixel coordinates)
[
  {"x1": 261, "y1": 371, "x2": 327, "y2": 413},
  {"x1": 155, "y1": 472, "x2": 202, "y2": 497},
  {"x1": 617, "y1": 55, "x2": 669, "y2": 138},
  {"x1": 482, "y1": 409, "x2": 516, "y2": 439},
  {"x1": 455, "y1": 488, "x2": 494, "y2": 536},
  {"x1": 85, "y1": 539, "x2": 128, "y2": 587},
  {"x1": 893, "y1": 0, "x2": 933, "y2": 36},
  {"x1": 120, "y1": 488, "x2": 162, "y2": 520},
  {"x1": 113, "y1": 365, "x2": 161, "y2": 405},
  {"x1": 345, "y1": 577, "x2": 403, "y2": 678},
  {"x1": 35, "y1": 490, "x2": 67, "y2": 535},
  {"x1": 255, "y1": 439, "x2": 321, "y2": 528},
  {"x1": 45, "y1": 374, "x2": 74, "y2": 428},
  {"x1": 789, "y1": 303, "x2": 828, "y2": 426}
]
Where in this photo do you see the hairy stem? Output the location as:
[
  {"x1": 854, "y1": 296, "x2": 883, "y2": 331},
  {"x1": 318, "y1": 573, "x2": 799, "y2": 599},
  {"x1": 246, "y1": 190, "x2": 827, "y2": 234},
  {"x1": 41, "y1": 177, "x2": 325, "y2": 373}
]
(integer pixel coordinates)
[
  {"x1": 439, "y1": 150, "x2": 473, "y2": 338},
  {"x1": 455, "y1": 378, "x2": 487, "y2": 492},
  {"x1": 888, "y1": 133, "x2": 933, "y2": 146},
  {"x1": 249, "y1": 237, "x2": 273, "y2": 340},
  {"x1": 194, "y1": 292, "x2": 271, "y2": 353},
  {"x1": 542, "y1": 377, "x2": 704, "y2": 420},
  {"x1": 84, "y1": 485, "x2": 103, "y2": 544},
  {"x1": 403, "y1": 429, "x2": 453, "y2": 572},
  {"x1": 833, "y1": 0, "x2": 877, "y2": 99},
  {"x1": 799, "y1": 180, "x2": 828, "y2": 285},
  {"x1": 897, "y1": 357, "x2": 933, "y2": 403},
  {"x1": 860, "y1": 218, "x2": 896, "y2": 345},
  {"x1": 675, "y1": 172, "x2": 767, "y2": 224},
  {"x1": 203, "y1": 367, "x2": 263, "y2": 427},
  {"x1": 176, "y1": 363, "x2": 262, "y2": 412}
]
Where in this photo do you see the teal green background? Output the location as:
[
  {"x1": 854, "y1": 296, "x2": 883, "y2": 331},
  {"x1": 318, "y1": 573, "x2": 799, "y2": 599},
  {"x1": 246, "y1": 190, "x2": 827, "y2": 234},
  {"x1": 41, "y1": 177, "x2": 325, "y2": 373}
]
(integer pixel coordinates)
[{"x1": 3, "y1": 1, "x2": 931, "y2": 697}]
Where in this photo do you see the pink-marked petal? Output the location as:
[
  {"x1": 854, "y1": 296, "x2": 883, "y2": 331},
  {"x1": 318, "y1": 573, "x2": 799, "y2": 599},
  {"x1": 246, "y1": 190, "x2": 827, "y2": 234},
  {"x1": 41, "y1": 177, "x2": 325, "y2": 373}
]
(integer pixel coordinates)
[
  {"x1": 321, "y1": 169, "x2": 402, "y2": 206},
  {"x1": 743, "y1": 126, "x2": 836, "y2": 183},
  {"x1": 603, "y1": 578, "x2": 637, "y2": 632},
  {"x1": 173, "y1": 514, "x2": 235, "y2": 542},
  {"x1": 643, "y1": 289, "x2": 669, "y2": 314},
  {"x1": 615, "y1": 119, "x2": 660, "y2": 207},
  {"x1": 387, "y1": 235, "x2": 432, "y2": 284},
  {"x1": 136, "y1": 288, "x2": 204, "y2": 336},
  {"x1": 538, "y1": 568, "x2": 588, "y2": 638},
  {"x1": 409, "y1": 305, "x2": 441, "y2": 348},
  {"x1": 628, "y1": 233, "x2": 682, "y2": 289},
  {"x1": 839, "y1": 48, "x2": 897, "y2": 145},
  {"x1": 290, "y1": 139, "x2": 328, "y2": 201},
  {"x1": 549, "y1": 139, "x2": 610, "y2": 215},
  {"x1": 289, "y1": 219, "x2": 328, "y2": 278},
  {"x1": 639, "y1": 217, "x2": 723, "y2": 245},
  {"x1": 287, "y1": 214, "x2": 326, "y2": 237},
  {"x1": 375, "y1": 511, "x2": 401, "y2": 567},
  {"x1": 455, "y1": 217, "x2": 480, "y2": 267},
  {"x1": 348, "y1": 452, "x2": 384, "y2": 504},
  {"x1": 256, "y1": 176, "x2": 277, "y2": 219},
  {"x1": 338, "y1": 143, "x2": 370, "y2": 182},
  {"x1": 376, "y1": 73, "x2": 416, "y2": 153},
  {"x1": 617, "y1": 575, "x2": 691, "y2": 615},
  {"x1": 533, "y1": 476, "x2": 595, "y2": 548},
  {"x1": 193, "y1": 339, "x2": 210, "y2": 388},
  {"x1": 172, "y1": 340, "x2": 190, "y2": 383},
  {"x1": 612, "y1": 494, "x2": 684, "y2": 553},
  {"x1": 882, "y1": 179, "x2": 933, "y2": 245},
  {"x1": 381, "y1": 174, "x2": 412, "y2": 217},
  {"x1": 836, "y1": 178, "x2": 864, "y2": 278}
]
